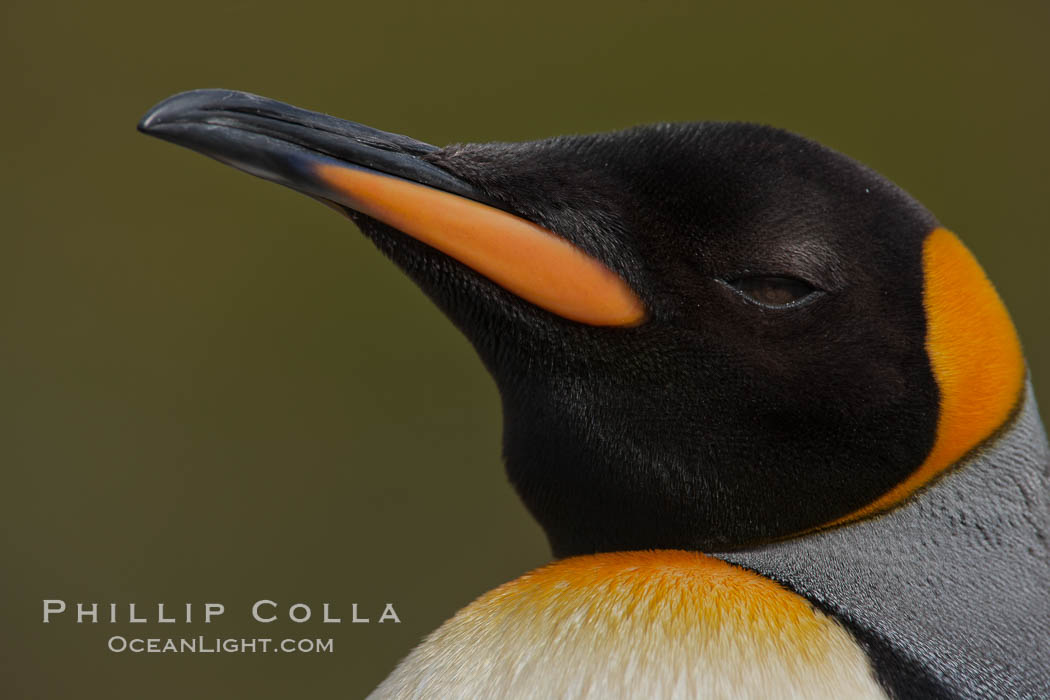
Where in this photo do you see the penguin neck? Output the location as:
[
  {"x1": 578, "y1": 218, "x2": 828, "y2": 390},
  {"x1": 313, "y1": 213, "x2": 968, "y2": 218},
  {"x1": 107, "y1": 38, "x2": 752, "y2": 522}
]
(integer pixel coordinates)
[{"x1": 719, "y1": 377, "x2": 1050, "y2": 698}]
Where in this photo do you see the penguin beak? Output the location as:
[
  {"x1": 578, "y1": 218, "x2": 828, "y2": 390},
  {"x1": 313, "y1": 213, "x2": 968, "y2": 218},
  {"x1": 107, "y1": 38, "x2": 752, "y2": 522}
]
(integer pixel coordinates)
[{"x1": 138, "y1": 90, "x2": 645, "y2": 327}]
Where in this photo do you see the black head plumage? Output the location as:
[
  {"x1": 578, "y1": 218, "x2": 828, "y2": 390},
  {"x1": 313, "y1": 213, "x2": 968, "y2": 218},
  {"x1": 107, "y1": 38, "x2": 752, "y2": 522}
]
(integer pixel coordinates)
[{"x1": 350, "y1": 122, "x2": 940, "y2": 555}]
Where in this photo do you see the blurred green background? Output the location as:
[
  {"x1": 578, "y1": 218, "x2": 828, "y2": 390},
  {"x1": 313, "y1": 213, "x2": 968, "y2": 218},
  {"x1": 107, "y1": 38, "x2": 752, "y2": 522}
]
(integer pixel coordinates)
[{"x1": 2, "y1": 1, "x2": 1047, "y2": 697}]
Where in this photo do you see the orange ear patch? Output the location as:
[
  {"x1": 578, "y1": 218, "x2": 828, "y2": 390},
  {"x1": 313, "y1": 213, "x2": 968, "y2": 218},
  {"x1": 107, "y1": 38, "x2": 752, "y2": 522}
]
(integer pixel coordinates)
[{"x1": 841, "y1": 227, "x2": 1025, "y2": 523}]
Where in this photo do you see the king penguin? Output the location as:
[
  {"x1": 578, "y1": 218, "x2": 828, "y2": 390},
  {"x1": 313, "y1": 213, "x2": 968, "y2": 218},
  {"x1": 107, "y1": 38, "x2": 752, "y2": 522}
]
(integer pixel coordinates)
[{"x1": 139, "y1": 90, "x2": 1049, "y2": 699}]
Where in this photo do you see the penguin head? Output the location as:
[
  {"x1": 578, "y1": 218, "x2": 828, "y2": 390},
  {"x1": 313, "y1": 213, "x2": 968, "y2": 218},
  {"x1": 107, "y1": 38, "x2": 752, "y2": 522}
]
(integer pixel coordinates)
[{"x1": 139, "y1": 91, "x2": 1025, "y2": 556}]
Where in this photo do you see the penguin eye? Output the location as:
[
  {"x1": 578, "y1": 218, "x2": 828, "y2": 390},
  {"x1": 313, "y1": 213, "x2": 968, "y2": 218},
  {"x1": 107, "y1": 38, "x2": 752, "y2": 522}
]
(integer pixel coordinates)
[{"x1": 726, "y1": 275, "x2": 819, "y2": 307}]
